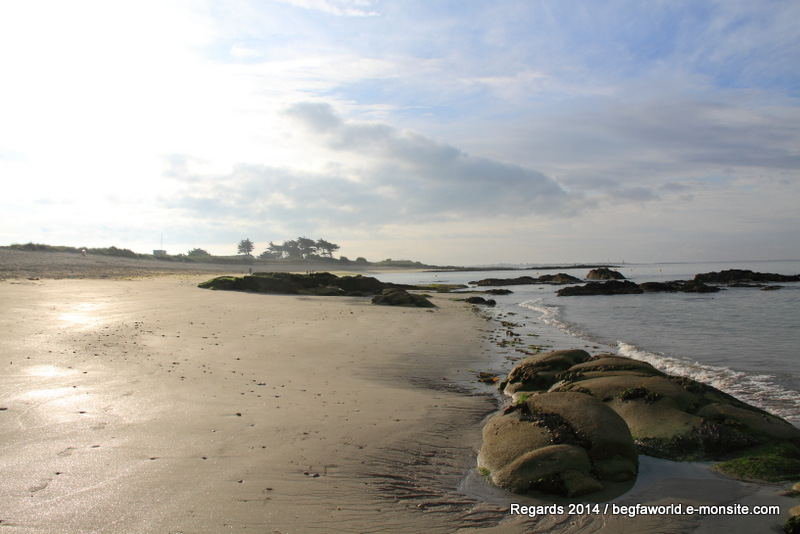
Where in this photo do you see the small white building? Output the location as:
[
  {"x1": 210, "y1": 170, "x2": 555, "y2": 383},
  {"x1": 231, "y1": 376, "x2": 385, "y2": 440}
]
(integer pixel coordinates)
[{"x1": 153, "y1": 249, "x2": 167, "y2": 256}]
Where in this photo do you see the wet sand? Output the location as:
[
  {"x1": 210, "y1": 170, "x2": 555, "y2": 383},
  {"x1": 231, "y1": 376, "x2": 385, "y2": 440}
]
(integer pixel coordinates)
[
  {"x1": 0, "y1": 275, "x2": 507, "y2": 532},
  {"x1": 1, "y1": 257, "x2": 797, "y2": 532}
]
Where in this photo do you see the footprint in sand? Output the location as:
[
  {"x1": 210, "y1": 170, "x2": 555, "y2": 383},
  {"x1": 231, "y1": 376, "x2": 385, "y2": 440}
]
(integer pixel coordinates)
[
  {"x1": 28, "y1": 478, "x2": 51, "y2": 493},
  {"x1": 57, "y1": 446, "x2": 76, "y2": 457}
]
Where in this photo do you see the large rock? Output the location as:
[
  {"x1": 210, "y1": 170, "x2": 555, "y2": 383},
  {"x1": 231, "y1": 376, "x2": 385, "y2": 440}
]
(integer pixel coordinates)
[
  {"x1": 485, "y1": 349, "x2": 800, "y2": 493},
  {"x1": 371, "y1": 288, "x2": 435, "y2": 307},
  {"x1": 545, "y1": 354, "x2": 800, "y2": 463},
  {"x1": 498, "y1": 349, "x2": 592, "y2": 395},
  {"x1": 471, "y1": 273, "x2": 581, "y2": 286},
  {"x1": 198, "y1": 272, "x2": 415, "y2": 297},
  {"x1": 478, "y1": 392, "x2": 638, "y2": 496},
  {"x1": 586, "y1": 268, "x2": 625, "y2": 280},
  {"x1": 694, "y1": 269, "x2": 800, "y2": 284},
  {"x1": 557, "y1": 280, "x2": 644, "y2": 296}
]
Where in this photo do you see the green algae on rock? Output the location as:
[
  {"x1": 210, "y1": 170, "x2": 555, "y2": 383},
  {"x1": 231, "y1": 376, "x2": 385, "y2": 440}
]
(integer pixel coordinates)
[{"x1": 481, "y1": 349, "x2": 800, "y2": 496}]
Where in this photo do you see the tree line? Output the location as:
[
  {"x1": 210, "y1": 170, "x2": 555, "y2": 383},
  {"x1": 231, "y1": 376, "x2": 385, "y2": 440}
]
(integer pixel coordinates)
[{"x1": 236, "y1": 237, "x2": 342, "y2": 260}]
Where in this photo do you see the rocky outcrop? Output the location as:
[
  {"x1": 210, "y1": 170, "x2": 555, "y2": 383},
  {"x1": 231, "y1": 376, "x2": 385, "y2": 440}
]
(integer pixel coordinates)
[
  {"x1": 498, "y1": 349, "x2": 592, "y2": 395},
  {"x1": 471, "y1": 273, "x2": 581, "y2": 286},
  {"x1": 560, "y1": 279, "x2": 720, "y2": 296},
  {"x1": 463, "y1": 296, "x2": 497, "y2": 306},
  {"x1": 198, "y1": 272, "x2": 415, "y2": 298},
  {"x1": 557, "y1": 280, "x2": 644, "y2": 296},
  {"x1": 694, "y1": 269, "x2": 800, "y2": 284},
  {"x1": 481, "y1": 349, "x2": 800, "y2": 496},
  {"x1": 371, "y1": 288, "x2": 435, "y2": 307},
  {"x1": 586, "y1": 268, "x2": 625, "y2": 280},
  {"x1": 478, "y1": 392, "x2": 638, "y2": 496}
]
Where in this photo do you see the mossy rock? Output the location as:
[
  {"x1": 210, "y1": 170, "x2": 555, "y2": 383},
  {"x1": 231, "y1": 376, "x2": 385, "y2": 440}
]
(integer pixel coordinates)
[
  {"x1": 370, "y1": 288, "x2": 435, "y2": 307},
  {"x1": 555, "y1": 375, "x2": 696, "y2": 411},
  {"x1": 712, "y1": 443, "x2": 800, "y2": 483},
  {"x1": 566, "y1": 355, "x2": 665, "y2": 376},
  {"x1": 498, "y1": 349, "x2": 591, "y2": 395},
  {"x1": 786, "y1": 515, "x2": 800, "y2": 534},
  {"x1": 478, "y1": 392, "x2": 637, "y2": 496},
  {"x1": 491, "y1": 444, "x2": 602, "y2": 497}
]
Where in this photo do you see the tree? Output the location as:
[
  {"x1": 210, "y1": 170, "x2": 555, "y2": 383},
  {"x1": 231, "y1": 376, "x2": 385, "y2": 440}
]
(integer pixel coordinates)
[
  {"x1": 282, "y1": 239, "x2": 301, "y2": 259},
  {"x1": 297, "y1": 236, "x2": 317, "y2": 258},
  {"x1": 187, "y1": 248, "x2": 210, "y2": 257},
  {"x1": 316, "y1": 239, "x2": 340, "y2": 258},
  {"x1": 237, "y1": 238, "x2": 255, "y2": 257}
]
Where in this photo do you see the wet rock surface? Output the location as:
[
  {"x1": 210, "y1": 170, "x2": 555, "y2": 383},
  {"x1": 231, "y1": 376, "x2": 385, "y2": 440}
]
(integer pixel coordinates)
[{"x1": 480, "y1": 350, "x2": 800, "y2": 496}]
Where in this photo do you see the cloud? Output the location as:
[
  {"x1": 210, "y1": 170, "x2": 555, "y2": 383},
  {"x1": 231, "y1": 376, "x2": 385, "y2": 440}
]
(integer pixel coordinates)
[
  {"x1": 162, "y1": 102, "x2": 575, "y2": 237},
  {"x1": 273, "y1": 0, "x2": 379, "y2": 17},
  {"x1": 284, "y1": 102, "x2": 571, "y2": 214}
]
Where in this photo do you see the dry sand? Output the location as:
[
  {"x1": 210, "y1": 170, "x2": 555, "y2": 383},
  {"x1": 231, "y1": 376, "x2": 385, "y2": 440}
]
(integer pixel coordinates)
[{"x1": 1, "y1": 254, "x2": 798, "y2": 533}]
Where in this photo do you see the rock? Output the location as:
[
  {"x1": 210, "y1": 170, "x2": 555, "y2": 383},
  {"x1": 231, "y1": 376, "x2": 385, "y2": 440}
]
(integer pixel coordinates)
[
  {"x1": 547, "y1": 356, "x2": 800, "y2": 464},
  {"x1": 471, "y1": 273, "x2": 581, "y2": 286},
  {"x1": 471, "y1": 276, "x2": 538, "y2": 287},
  {"x1": 464, "y1": 296, "x2": 497, "y2": 306},
  {"x1": 199, "y1": 272, "x2": 415, "y2": 297},
  {"x1": 587, "y1": 268, "x2": 625, "y2": 280},
  {"x1": 787, "y1": 513, "x2": 800, "y2": 534},
  {"x1": 639, "y1": 281, "x2": 684, "y2": 292},
  {"x1": 371, "y1": 288, "x2": 435, "y2": 307},
  {"x1": 536, "y1": 273, "x2": 582, "y2": 284},
  {"x1": 336, "y1": 275, "x2": 385, "y2": 293},
  {"x1": 694, "y1": 269, "x2": 800, "y2": 284},
  {"x1": 498, "y1": 349, "x2": 592, "y2": 395},
  {"x1": 489, "y1": 349, "x2": 800, "y2": 487},
  {"x1": 557, "y1": 280, "x2": 644, "y2": 296},
  {"x1": 677, "y1": 280, "x2": 720, "y2": 293},
  {"x1": 478, "y1": 392, "x2": 638, "y2": 496}
]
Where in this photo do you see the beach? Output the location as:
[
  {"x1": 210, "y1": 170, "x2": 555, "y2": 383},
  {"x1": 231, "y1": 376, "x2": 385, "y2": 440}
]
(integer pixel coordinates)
[
  {"x1": 1, "y1": 254, "x2": 798, "y2": 533},
  {"x1": 0, "y1": 270, "x2": 509, "y2": 532}
]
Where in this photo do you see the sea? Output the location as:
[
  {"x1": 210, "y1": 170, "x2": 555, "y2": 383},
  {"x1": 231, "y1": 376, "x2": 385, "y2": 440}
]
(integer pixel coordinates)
[{"x1": 377, "y1": 260, "x2": 800, "y2": 427}]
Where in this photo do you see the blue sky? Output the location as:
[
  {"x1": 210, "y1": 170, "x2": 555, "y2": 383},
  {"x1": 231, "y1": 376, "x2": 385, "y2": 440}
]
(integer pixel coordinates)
[{"x1": 1, "y1": 0, "x2": 798, "y2": 264}]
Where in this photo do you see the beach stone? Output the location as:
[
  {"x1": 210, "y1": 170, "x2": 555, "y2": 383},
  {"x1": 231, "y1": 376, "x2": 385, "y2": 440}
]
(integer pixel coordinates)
[
  {"x1": 478, "y1": 392, "x2": 638, "y2": 496},
  {"x1": 498, "y1": 349, "x2": 591, "y2": 395}
]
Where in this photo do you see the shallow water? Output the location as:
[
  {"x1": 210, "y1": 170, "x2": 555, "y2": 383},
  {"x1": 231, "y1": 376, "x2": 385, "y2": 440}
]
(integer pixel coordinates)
[{"x1": 378, "y1": 259, "x2": 800, "y2": 426}]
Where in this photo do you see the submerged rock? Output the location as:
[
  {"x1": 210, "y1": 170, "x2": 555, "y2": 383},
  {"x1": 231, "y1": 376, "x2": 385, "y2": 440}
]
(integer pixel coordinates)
[
  {"x1": 557, "y1": 280, "x2": 643, "y2": 296},
  {"x1": 694, "y1": 269, "x2": 800, "y2": 284},
  {"x1": 471, "y1": 273, "x2": 581, "y2": 286}
]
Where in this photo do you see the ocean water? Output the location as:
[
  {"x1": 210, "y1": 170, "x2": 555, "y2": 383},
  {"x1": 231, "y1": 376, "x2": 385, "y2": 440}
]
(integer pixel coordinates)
[{"x1": 377, "y1": 260, "x2": 800, "y2": 426}]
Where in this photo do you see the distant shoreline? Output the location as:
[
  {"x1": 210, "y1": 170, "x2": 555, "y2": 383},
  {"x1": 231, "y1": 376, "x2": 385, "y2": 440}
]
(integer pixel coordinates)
[{"x1": 0, "y1": 246, "x2": 619, "y2": 280}]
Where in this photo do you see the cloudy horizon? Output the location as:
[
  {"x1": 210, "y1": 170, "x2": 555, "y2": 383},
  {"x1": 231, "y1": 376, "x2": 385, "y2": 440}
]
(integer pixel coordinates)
[{"x1": 1, "y1": 1, "x2": 798, "y2": 265}]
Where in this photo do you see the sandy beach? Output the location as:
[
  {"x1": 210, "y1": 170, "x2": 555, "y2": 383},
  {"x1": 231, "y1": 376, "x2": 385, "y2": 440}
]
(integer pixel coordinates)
[
  {"x1": 0, "y1": 270, "x2": 510, "y2": 533},
  {"x1": 1, "y1": 253, "x2": 798, "y2": 533}
]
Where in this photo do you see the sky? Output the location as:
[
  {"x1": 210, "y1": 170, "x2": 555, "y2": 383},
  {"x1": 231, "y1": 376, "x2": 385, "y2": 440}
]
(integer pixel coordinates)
[{"x1": 1, "y1": 0, "x2": 798, "y2": 265}]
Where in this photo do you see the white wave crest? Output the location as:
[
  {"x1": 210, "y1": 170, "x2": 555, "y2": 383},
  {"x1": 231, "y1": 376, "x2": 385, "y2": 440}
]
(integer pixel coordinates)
[{"x1": 618, "y1": 342, "x2": 800, "y2": 423}]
